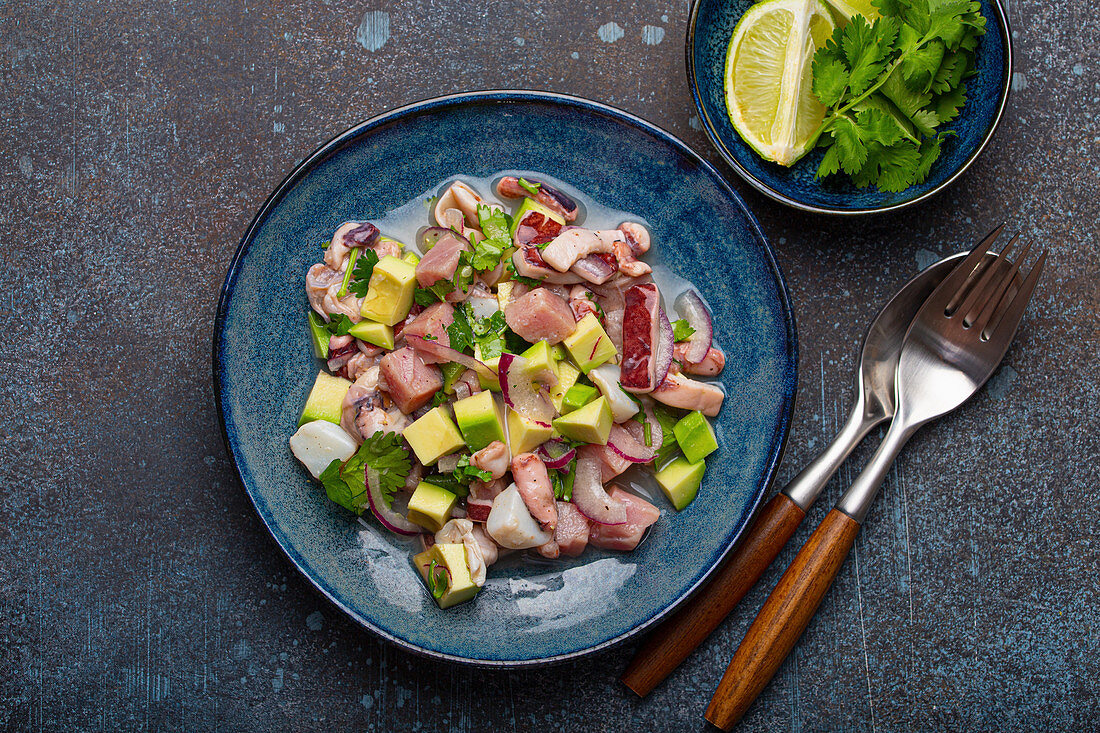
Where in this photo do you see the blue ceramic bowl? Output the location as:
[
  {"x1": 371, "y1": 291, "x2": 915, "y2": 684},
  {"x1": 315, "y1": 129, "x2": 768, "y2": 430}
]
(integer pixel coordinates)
[
  {"x1": 687, "y1": 0, "x2": 1012, "y2": 215},
  {"x1": 213, "y1": 91, "x2": 797, "y2": 666}
]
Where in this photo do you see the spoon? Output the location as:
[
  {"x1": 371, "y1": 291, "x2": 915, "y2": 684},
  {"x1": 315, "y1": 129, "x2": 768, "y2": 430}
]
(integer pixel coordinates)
[{"x1": 621, "y1": 251, "x2": 975, "y2": 697}]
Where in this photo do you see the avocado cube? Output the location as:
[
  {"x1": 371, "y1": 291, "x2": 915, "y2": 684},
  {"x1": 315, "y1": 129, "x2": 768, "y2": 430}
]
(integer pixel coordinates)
[
  {"x1": 509, "y1": 197, "x2": 566, "y2": 238},
  {"x1": 441, "y1": 361, "x2": 467, "y2": 394},
  {"x1": 403, "y1": 406, "x2": 465, "y2": 465},
  {"x1": 348, "y1": 318, "x2": 395, "y2": 350},
  {"x1": 506, "y1": 407, "x2": 554, "y2": 456},
  {"x1": 552, "y1": 395, "x2": 613, "y2": 445},
  {"x1": 413, "y1": 543, "x2": 480, "y2": 609},
  {"x1": 562, "y1": 313, "x2": 617, "y2": 373},
  {"x1": 654, "y1": 457, "x2": 706, "y2": 510},
  {"x1": 673, "y1": 410, "x2": 719, "y2": 464},
  {"x1": 496, "y1": 281, "x2": 515, "y2": 311},
  {"x1": 359, "y1": 255, "x2": 417, "y2": 325},
  {"x1": 550, "y1": 361, "x2": 582, "y2": 412},
  {"x1": 307, "y1": 312, "x2": 331, "y2": 359},
  {"x1": 561, "y1": 383, "x2": 598, "y2": 414},
  {"x1": 406, "y1": 481, "x2": 458, "y2": 532},
  {"x1": 402, "y1": 252, "x2": 420, "y2": 266},
  {"x1": 520, "y1": 341, "x2": 560, "y2": 383},
  {"x1": 298, "y1": 371, "x2": 352, "y2": 426},
  {"x1": 453, "y1": 391, "x2": 506, "y2": 451},
  {"x1": 474, "y1": 343, "x2": 502, "y2": 392}
]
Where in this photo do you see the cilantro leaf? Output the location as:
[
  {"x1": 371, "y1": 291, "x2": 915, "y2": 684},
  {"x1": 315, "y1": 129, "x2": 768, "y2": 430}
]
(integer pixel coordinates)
[
  {"x1": 321, "y1": 313, "x2": 356, "y2": 337},
  {"x1": 816, "y1": 143, "x2": 842, "y2": 179},
  {"x1": 470, "y1": 205, "x2": 512, "y2": 272},
  {"x1": 347, "y1": 249, "x2": 379, "y2": 298},
  {"x1": 671, "y1": 319, "x2": 696, "y2": 342},
  {"x1": 447, "y1": 303, "x2": 477, "y2": 354},
  {"x1": 448, "y1": 303, "x2": 510, "y2": 360},
  {"x1": 813, "y1": 57, "x2": 850, "y2": 108},
  {"x1": 423, "y1": 454, "x2": 491, "y2": 498},
  {"x1": 414, "y1": 279, "x2": 455, "y2": 307},
  {"x1": 319, "y1": 431, "x2": 411, "y2": 514},
  {"x1": 832, "y1": 116, "x2": 870, "y2": 174}
]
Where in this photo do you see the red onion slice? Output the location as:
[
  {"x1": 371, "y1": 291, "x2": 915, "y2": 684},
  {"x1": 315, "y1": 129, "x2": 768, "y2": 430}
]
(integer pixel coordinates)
[
  {"x1": 537, "y1": 439, "x2": 576, "y2": 470},
  {"x1": 606, "y1": 423, "x2": 657, "y2": 464},
  {"x1": 498, "y1": 353, "x2": 554, "y2": 428},
  {"x1": 571, "y1": 253, "x2": 618, "y2": 285},
  {"x1": 405, "y1": 335, "x2": 496, "y2": 383},
  {"x1": 674, "y1": 289, "x2": 713, "y2": 364},
  {"x1": 571, "y1": 449, "x2": 627, "y2": 525},
  {"x1": 654, "y1": 308, "x2": 675, "y2": 386},
  {"x1": 365, "y1": 467, "x2": 421, "y2": 536}
]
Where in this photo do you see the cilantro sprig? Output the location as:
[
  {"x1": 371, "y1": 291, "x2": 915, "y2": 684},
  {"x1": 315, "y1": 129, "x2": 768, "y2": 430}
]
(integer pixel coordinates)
[
  {"x1": 448, "y1": 303, "x2": 512, "y2": 361},
  {"x1": 809, "y1": 0, "x2": 986, "y2": 192},
  {"x1": 671, "y1": 319, "x2": 695, "y2": 342},
  {"x1": 318, "y1": 430, "x2": 411, "y2": 514}
]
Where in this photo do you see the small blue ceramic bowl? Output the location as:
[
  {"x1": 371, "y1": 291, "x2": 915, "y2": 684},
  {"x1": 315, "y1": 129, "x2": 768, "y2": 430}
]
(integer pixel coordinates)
[
  {"x1": 213, "y1": 91, "x2": 797, "y2": 666},
  {"x1": 687, "y1": 0, "x2": 1012, "y2": 215}
]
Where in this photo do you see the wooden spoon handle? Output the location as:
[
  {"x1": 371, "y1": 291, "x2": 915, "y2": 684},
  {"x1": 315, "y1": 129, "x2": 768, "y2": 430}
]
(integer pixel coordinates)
[
  {"x1": 620, "y1": 493, "x2": 806, "y2": 697},
  {"x1": 704, "y1": 508, "x2": 860, "y2": 731}
]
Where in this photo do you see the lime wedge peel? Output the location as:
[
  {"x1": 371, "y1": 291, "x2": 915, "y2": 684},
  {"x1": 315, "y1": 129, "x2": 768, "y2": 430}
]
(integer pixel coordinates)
[{"x1": 723, "y1": 0, "x2": 836, "y2": 167}]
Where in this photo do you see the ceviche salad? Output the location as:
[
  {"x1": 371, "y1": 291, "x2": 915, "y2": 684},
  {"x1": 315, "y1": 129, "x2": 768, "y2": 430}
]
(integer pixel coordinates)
[{"x1": 289, "y1": 174, "x2": 728, "y2": 609}]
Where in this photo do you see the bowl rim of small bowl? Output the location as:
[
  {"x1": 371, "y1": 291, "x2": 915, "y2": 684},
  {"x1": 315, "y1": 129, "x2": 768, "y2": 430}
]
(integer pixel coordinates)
[
  {"x1": 212, "y1": 89, "x2": 799, "y2": 667},
  {"x1": 685, "y1": 0, "x2": 1014, "y2": 216}
]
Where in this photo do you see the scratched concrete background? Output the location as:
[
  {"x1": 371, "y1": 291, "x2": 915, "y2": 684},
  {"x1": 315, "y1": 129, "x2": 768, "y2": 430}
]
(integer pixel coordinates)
[{"x1": 1, "y1": 0, "x2": 1098, "y2": 730}]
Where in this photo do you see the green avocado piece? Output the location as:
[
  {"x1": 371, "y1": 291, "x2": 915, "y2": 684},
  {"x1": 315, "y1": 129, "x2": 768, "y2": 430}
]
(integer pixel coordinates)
[
  {"x1": 441, "y1": 361, "x2": 467, "y2": 394},
  {"x1": 506, "y1": 407, "x2": 554, "y2": 456},
  {"x1": 413, "y1": 543, "x2": 480, "y2": 609},
  {"x1": 654, "y1": 457, "x2": 705, "y2": 510},
  {"x1": 452, "y1": 391, "x2": 506, "y2": 451},
  {"x1": 298, "y1": 372, "x2": 352, "y2": 426},
  {"x1": 562, "y1": 313, "x2": 617, "y2": 373},
  {"x1": 520, "y1": 341, "x2": 559, "y2": 383},
  {"x1": 307, "y1": 312, "x2": 331, "y2": 359},
  {"x1": 473, "y1": 343, "x2": 502, "y2": 392},
  {"x1": 406, "y1": 481, "x2": 458, "y2": 532},
  {"x1": 561, "y1": 384, "x2": 598, "y2": 414},
  {"x1": 348, "y1": 319, "x2": 395, "y2": 349},
  {"x1": 673, "y1": 410, "x2": 719, "y2": 464},
  {"x1": 552, "y1": 395, "x2": 613, "y2": 445},
  {"x1": 509, "y1": 196, "x2": 566, "y2": 238},
  {"x1": 550, "y1": 360, "x2": 581, "y2": 412},
  {"x1": 403, "y1": 406, "x2": 466, "y2": 465},
  {"x1": 359, "y1": 255, "x2": 417, "y2": 325}
]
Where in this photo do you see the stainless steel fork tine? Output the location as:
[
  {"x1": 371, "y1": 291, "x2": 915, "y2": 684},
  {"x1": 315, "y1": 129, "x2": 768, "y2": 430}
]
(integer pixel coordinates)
[
  {"x1": 972, "y1": 237, "x2": 1031, "y2": 334},
  {"x1": 983, "y1": 250, "x2": 1047, "y2": 342},
  {"x1": 958, "y1": 234, "x2": 1020, "y2": 327},
  {"x1": 942, "y1": 223, "x2": 1004, "y2": 315}
]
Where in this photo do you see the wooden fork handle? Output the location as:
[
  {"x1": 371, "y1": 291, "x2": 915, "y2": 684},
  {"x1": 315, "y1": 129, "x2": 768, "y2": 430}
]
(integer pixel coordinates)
[
  {"x1": 704, "y1": 508, "x2": 861, "y2": 731},
  {"x1": 620, "y1": 493, "x2": 806, "y2": 697}
]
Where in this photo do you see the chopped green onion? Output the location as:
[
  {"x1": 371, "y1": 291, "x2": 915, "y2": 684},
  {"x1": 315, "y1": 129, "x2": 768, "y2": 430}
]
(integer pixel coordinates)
[
  {"x1": 337, "y1": 248, "x2": 359, "y2": 297},
  {"x1": 427, "y1": 559, "x2": 447, "y2": 599},
  {"x1": 643, "y1": 420, "x2": 652, "y2": 447},
  {"x1": 518, "y1": 177, "x2": 541, "y2": 196}
]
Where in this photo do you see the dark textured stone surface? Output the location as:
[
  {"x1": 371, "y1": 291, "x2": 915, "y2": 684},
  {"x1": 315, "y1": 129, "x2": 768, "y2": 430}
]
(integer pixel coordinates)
[{"x1": 1, "y1": 1, "x2": 1096, "y2": 730}]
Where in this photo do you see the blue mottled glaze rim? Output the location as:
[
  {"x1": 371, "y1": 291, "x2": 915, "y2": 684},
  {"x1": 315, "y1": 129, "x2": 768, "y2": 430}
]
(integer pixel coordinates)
[
  {"x1": 212, "y1": 90, "x2": 798, "y2": 667},
  {"x1": 686, "y1": 0, "x2": 1013, "y2": 215}
]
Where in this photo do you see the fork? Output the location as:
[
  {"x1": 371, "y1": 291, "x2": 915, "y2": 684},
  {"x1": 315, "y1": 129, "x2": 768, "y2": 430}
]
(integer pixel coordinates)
[{"x1": 704, "y1": 230, "x2": 1047, "y2": 730}]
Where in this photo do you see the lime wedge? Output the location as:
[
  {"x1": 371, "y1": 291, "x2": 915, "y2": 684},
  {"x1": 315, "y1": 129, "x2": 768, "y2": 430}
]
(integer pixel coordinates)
[
  {"x1": 821, "y1": 0, "x2": 880, "y2": 23},
  {"x1": 723, "y1": 0, "x2": 836, "y2": 166}
]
